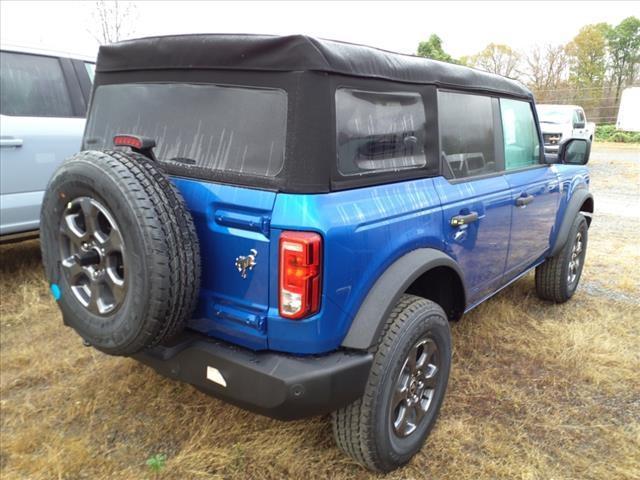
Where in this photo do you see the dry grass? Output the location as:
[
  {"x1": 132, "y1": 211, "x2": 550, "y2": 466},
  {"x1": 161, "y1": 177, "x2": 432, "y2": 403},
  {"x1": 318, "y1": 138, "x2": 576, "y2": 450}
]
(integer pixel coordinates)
[{"x1": 1, "y1": 146, "x2": 639, "y2": 480}]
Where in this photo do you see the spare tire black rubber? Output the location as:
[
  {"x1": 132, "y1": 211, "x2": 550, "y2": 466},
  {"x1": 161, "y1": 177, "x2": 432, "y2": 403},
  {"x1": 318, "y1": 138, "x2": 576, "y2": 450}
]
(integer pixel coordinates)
[{"x1": 40, "y1": 150, "x2": 201, "y2": 355}]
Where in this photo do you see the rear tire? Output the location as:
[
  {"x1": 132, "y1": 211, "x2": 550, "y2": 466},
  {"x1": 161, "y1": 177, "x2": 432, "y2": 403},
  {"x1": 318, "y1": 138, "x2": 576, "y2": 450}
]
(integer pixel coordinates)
[
  {"x1": 40, "y1": 150, "x2": 201, "y2": 355},
  {"x1": 331, "y1": 295, "x2": 451, "y2": 472},
  {"x1": 535, "y1": 214, "x2": 588, "y2": 303}
]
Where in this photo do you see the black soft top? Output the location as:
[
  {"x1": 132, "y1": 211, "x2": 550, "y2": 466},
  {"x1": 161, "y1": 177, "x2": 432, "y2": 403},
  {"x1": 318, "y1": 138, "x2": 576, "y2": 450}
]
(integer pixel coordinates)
[{"x1": 97, "y1": 33, "x2": 531, "y2": 99}]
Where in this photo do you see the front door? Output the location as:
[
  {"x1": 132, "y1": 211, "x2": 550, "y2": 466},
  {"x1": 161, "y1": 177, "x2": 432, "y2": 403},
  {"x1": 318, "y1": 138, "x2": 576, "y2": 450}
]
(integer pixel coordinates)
[{"x1": 499, "y1": 98, "x2": 560, "y2": 279}]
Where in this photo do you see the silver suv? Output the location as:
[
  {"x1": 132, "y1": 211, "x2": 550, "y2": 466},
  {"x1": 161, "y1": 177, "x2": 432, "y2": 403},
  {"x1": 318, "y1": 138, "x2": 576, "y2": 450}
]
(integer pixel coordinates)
[{"x1": 0, "y1": 46, "x2": 94, "y2": 241}]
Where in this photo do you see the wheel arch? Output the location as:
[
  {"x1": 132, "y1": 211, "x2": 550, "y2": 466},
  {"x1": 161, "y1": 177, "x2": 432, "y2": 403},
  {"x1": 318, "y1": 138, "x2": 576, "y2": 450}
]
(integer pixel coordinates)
[
  {"x1": 341, "y1": 248, "x2": 466, "y2": 350},
  {"x1": 550, "y1": 189, "x2": 594, "y2": 257}
]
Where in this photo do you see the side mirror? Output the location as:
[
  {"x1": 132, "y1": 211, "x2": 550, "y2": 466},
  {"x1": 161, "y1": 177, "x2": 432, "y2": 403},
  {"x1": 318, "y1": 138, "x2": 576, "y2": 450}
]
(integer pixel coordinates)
[
  {"x1": 573, "y1": 121, "x2": 585, "y2": 129},
  {"x1": 544, "y1": 152, "x2": 559, "y2": 164},
  {"x1": 558, "y1": 138, "x2": 590, "y2": 165}
]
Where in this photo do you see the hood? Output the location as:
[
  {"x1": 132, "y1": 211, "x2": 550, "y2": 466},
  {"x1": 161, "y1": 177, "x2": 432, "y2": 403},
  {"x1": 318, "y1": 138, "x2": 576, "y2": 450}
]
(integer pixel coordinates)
[{"x1": 539, "y1": 122, "x2": 570, "y2": 134}]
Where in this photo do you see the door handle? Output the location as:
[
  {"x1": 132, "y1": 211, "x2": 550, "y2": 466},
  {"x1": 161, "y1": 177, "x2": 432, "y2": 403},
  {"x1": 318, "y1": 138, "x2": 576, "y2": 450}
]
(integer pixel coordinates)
[
  {"x1": 0, "y1": 137, "x2": 23, "y2": 148},
  {"x1": 450, "y1": 211, "x2": 479, "y2": 227},
  {"x1": 516, "y1": 194, "x2": 534, "y2": 207}
]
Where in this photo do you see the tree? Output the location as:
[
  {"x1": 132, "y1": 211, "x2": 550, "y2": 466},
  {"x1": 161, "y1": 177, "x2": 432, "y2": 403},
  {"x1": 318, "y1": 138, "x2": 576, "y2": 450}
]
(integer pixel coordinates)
[
  {"x1": 89, "y1": 0, "x2": 138, "y2": 45},
  {"x1": 606, "y1": 16, "x2": 640, "y2": 103},
  {"x1": 565, "y1": 23, "x2": 610, "y2": 88},
  {"x1": 417, "y1": 34, "x2": 456, "y2": 63},
  {"x1": 524, "y1": 44, "x2": 569, "y2": 102},
  {"x1": 462, "y1": 43, "x2": 520, "y2": 78}
]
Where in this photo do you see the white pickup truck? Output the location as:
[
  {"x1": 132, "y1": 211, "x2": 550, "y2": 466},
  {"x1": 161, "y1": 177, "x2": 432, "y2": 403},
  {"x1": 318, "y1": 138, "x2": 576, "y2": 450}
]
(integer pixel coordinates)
[{"x1": 536, "y1": 104, "x2": 595, "y2": 153}]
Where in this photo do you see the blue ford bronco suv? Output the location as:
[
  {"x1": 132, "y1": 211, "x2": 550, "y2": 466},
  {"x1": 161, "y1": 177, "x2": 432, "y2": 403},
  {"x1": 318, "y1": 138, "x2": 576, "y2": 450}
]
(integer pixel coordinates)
[{"x1": 40, "y1": 34, "x2": 593, "y2": 472}]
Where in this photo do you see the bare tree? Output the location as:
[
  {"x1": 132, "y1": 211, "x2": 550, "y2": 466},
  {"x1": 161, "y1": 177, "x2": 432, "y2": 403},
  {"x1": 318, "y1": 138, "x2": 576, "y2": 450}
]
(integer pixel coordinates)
[
  {"x1": 523, "y1": 44, "x2": 569, "y2": 102},
  {"x1": 89, "y1": 1, "x2": 138, "y2": 45}
]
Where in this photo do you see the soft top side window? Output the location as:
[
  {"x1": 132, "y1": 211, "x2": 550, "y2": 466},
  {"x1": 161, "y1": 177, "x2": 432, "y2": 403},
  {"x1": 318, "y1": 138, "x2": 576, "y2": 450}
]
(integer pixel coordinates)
[{"x1": 336, "y1": 88, "x2": 428, "y2": 176}]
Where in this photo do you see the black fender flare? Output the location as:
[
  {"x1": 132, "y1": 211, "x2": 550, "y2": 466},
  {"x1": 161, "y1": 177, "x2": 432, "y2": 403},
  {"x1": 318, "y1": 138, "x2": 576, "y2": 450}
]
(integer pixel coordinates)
[
  {"x1": 341, "y1": 248, "x2": 466, "y2": 350},
  {"x1": 550, "y1": 189, "x2": 594, "y2": 257}
]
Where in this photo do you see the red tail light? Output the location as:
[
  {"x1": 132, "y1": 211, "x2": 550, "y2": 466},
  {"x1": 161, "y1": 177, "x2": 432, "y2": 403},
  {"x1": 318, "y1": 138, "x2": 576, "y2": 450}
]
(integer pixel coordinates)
[
  {"x1": 279, "y1": 231, "x2": 322, "y2": 320},
  {"x1": 113, "y1": 134, "x2": 143, "y2": 149}
]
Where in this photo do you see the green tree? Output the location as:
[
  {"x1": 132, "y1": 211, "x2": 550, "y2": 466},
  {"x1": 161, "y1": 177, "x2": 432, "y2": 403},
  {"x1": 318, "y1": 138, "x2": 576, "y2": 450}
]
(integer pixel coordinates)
[
  {"x1": 417, "y1": 34, "x2": 456, "y2": 63},
  {"x1": 566, "y1": 23, "x2": 610, "y2": 88},
  {"x1": 606, "y1": 16, "x2": 640, "y2": 103},
  {"x1": 463, "y1": 43, "x2": 520, "y2": 78}
]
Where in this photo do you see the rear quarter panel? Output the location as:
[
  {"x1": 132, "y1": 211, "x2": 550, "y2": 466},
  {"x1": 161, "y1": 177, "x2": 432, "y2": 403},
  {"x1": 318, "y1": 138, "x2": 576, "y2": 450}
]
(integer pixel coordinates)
[{"x1": 269, "y1": 178, "x2": 444, "y2": 353}]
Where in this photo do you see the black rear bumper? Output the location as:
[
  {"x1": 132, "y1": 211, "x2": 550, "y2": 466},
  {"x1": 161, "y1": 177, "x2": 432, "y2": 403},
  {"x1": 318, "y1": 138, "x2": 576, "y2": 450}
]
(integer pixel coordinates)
[{"x1": 133, "y1": 331, "x2": 373, "y2": 420}]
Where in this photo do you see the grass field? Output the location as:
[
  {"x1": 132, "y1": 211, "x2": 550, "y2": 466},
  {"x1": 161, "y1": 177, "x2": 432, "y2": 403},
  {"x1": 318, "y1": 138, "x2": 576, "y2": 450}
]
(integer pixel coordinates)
[{"x1": 1, "y1": 145, "x2": 639, "y2": 479}]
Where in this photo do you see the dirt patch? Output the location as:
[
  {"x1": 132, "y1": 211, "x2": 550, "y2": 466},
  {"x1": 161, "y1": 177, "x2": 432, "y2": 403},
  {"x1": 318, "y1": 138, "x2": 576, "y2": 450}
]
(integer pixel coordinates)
[{"x1": 1, "y1": 145, "x2": 639, "y2": 479}]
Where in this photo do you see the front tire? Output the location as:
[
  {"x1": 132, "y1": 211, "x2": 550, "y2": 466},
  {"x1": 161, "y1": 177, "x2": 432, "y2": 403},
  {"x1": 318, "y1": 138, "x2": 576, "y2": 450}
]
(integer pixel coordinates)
[
  {"x1": 331, "y1": 295, "x2": 451, "y2": 472},
  {"x1": 535, "y1": 214, "x2": 588, "y2": 303}
]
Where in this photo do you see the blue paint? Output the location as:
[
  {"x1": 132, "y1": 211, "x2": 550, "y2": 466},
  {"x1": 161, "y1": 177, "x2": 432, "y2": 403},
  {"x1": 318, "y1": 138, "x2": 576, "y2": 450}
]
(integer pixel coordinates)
[
  {"x1": 171, "y1": 161, "x2": 589, "y2": 355},
  {"x1": 50, "y1": 283, "x2": 61, "y2": 301}
]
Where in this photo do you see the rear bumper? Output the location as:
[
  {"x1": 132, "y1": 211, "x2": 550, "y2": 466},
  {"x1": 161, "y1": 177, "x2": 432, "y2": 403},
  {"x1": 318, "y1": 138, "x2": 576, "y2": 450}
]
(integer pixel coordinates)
[{"x1": 133, "y1": 331, "x2": 373, "y2": 420}]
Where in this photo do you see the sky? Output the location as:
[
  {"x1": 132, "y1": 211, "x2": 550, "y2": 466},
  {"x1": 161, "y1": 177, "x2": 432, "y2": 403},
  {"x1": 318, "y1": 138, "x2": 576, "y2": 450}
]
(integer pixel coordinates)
[{"x1": 1, "y1": 1, "x2": 639, "y2": 60}]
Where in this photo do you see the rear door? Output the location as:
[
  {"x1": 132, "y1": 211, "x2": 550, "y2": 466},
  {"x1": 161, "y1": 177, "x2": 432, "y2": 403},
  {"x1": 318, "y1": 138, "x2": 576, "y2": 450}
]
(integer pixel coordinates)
[
  {"x1": 435, "y1": 90, "x2": 512, "y2": 306},
  {"x1": 175, "y1": 179, "x2": 276, "y2": 350},
  {"x1": 500, "y1": 98, "x2": 560, "y2": 279},
  {"x1": 0, "y1": 51, "x2": 87, "y2": 235}
]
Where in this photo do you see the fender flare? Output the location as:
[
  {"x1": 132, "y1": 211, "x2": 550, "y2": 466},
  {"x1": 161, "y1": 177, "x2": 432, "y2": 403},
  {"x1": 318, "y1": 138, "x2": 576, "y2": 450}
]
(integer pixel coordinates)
[
  {"x1": 341, "y1": 248, "x2": 466, "y2": 350},
  {"x1": 550, "y1": 189, "x2": 593, "y2": 257}
]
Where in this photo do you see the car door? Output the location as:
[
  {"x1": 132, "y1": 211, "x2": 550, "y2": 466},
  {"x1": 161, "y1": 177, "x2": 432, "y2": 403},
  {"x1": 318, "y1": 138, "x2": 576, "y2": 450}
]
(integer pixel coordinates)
[
  {"x1": 435, "y1": 90, "x2": 512, "y2": 306},
  {"x1": 500, "y1": 98, "x2": 560, "y2": 279},
  {"x1": 573, "y1": 108, "x2": 588, "y2": 140},
  {"x1": 0, "y1": 50, "x2": 88, "y2": 236}
]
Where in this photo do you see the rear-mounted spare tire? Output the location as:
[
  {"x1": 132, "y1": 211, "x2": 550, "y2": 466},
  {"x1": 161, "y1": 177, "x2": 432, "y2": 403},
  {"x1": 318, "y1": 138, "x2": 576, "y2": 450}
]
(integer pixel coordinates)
[{"x1": 40, "y1": 150, "x2": 201, "y2": 355}]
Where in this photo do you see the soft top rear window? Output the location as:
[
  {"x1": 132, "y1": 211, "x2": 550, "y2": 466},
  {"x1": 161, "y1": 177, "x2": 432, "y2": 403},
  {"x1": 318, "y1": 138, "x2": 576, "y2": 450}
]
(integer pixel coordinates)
[{"x1": 84, "y1": 83, "x2": 287, "y2": 177}]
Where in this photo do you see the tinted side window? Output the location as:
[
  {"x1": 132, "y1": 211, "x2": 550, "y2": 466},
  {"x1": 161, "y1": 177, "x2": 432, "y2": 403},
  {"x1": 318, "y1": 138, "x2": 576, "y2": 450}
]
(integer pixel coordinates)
[
  {"x1": 500, "y1": 98, "x2": 540, "y2": 170},
  {"x1": 336, "y1": 89, "x2": 427, "y2": 176},
  {"x1": 438, "y1": 91, "x2": 497, "y2": 179},
  {"x1": 0, "y1": 51, "x2": 73, "y2": 117}
]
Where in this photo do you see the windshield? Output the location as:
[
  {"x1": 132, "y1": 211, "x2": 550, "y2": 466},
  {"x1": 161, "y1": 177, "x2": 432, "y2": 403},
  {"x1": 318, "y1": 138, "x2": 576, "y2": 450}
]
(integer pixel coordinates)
[
  {"x1": 536, "y1": 106, "x2": 572, "y2": 124},
  {"x1": 84, "y1": 83, "x2": 287, "y2": 177}
]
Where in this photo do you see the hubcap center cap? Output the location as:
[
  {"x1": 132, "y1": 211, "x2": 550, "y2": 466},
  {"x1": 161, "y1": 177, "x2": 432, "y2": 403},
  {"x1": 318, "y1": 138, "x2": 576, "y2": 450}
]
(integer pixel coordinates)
[{"x1": 76, "y1": 247, "x2": 102, "y2": 267}]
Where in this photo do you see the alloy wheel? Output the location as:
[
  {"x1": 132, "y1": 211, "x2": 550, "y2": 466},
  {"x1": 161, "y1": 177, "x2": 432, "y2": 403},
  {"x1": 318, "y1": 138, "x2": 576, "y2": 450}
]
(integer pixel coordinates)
[
  {"x1": 390, "y1": 337, "x2": 440, "y2": 438},
  {"x1": 58, "y1": 197, "x2": 127, "y2": 315},
  {"x1": 567, "y1": 230, "x2": 584, "y2": 286}
]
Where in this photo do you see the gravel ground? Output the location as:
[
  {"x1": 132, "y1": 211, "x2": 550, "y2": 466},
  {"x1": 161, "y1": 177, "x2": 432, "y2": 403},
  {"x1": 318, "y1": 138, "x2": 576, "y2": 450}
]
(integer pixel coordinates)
[{"x1": 583, "y1": 143, "x2": 639, "y2": 304}]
